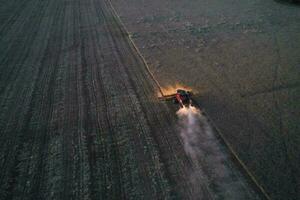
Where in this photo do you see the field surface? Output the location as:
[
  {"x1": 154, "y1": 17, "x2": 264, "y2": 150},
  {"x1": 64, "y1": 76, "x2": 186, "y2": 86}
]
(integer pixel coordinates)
[
  {"x1": 110, "y1": 0, "x2": 300, "y2": 199},
  {"x1": 0, "y1": 0, "x2": 265, "y2": 199}
]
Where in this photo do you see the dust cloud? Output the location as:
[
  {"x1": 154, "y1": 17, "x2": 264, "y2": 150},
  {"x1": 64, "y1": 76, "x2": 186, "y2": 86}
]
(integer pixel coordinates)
[
  {"x1": 177, "y1": 106, "x2": 204, "y2": 160},
  {"x1": 176, "y1": 105, "x2": 213, "y2": 198},
  {"x1": 176, "y1": 105, "x2": 254, "y2": 199},
  {"x1": 176, "y1": 105, "x2": 216, "y2": 161}
]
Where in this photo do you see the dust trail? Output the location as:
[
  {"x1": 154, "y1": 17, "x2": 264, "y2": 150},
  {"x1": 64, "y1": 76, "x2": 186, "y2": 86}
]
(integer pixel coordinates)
[
  {"x1": 176, "y1": 105, "x2": 215, "y2": 162},
  {"x1": 176, "y1": 105, "x2": 214, "y2": 199},
  {"x1": 176, "y1": 106, "x2": 204, "y2": 161},
  {"x1": 176, "y1": 105, "x2": 259, "y2": 199}
]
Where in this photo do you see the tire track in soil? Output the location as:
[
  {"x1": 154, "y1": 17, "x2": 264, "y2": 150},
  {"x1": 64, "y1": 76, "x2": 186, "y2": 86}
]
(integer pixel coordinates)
[
  {"x1": 70, "y1": 1, "x2": 89, "y2": 199},
  {"x1": 47, "y1": 1, "x2": 76, "y2": 199},
  {"x1": 26, "y1": 1, "x2": 65, "y2": 199},
  {"x1": 60, "y1": 2, "x2": 81, "y2": 200},
  {"x1": 92, "y1": 1, "x2": 163, "y2": 198},
  {"x1": 78, "y1": 4, "x2": 101, "y2": 198},
  {"x1": 82, "y1": 1, "x2": 129, "y2": 198},
  {"x1": 88, "y1": 7, "x2": 130, "y2": 198}
]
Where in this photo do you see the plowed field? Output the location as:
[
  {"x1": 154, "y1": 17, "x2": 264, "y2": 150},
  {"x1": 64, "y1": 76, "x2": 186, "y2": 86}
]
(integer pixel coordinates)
[{"x1": 0, "y1": 0, "x2": 263, "y2": 199}]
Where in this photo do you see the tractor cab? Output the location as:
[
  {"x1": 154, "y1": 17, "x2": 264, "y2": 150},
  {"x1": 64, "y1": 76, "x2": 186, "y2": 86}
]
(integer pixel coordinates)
[{"x1": 174, "y1": 89, "x2": 192, "y2": 107}]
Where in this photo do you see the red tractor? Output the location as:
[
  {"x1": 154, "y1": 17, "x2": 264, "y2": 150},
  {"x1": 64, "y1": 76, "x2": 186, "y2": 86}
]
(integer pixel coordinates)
[{"x1": 160, "y1": 89, "x2": 193, "y2": 108}]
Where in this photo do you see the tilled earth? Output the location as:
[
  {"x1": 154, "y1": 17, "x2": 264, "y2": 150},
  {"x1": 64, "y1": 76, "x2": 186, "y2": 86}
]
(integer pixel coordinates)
[
  {"x1": 1, "y1": 0, "x2": 264, "y2": 199},
  {"x1": 110, "y1": 0, "x2": 300, "y2": 199}
]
